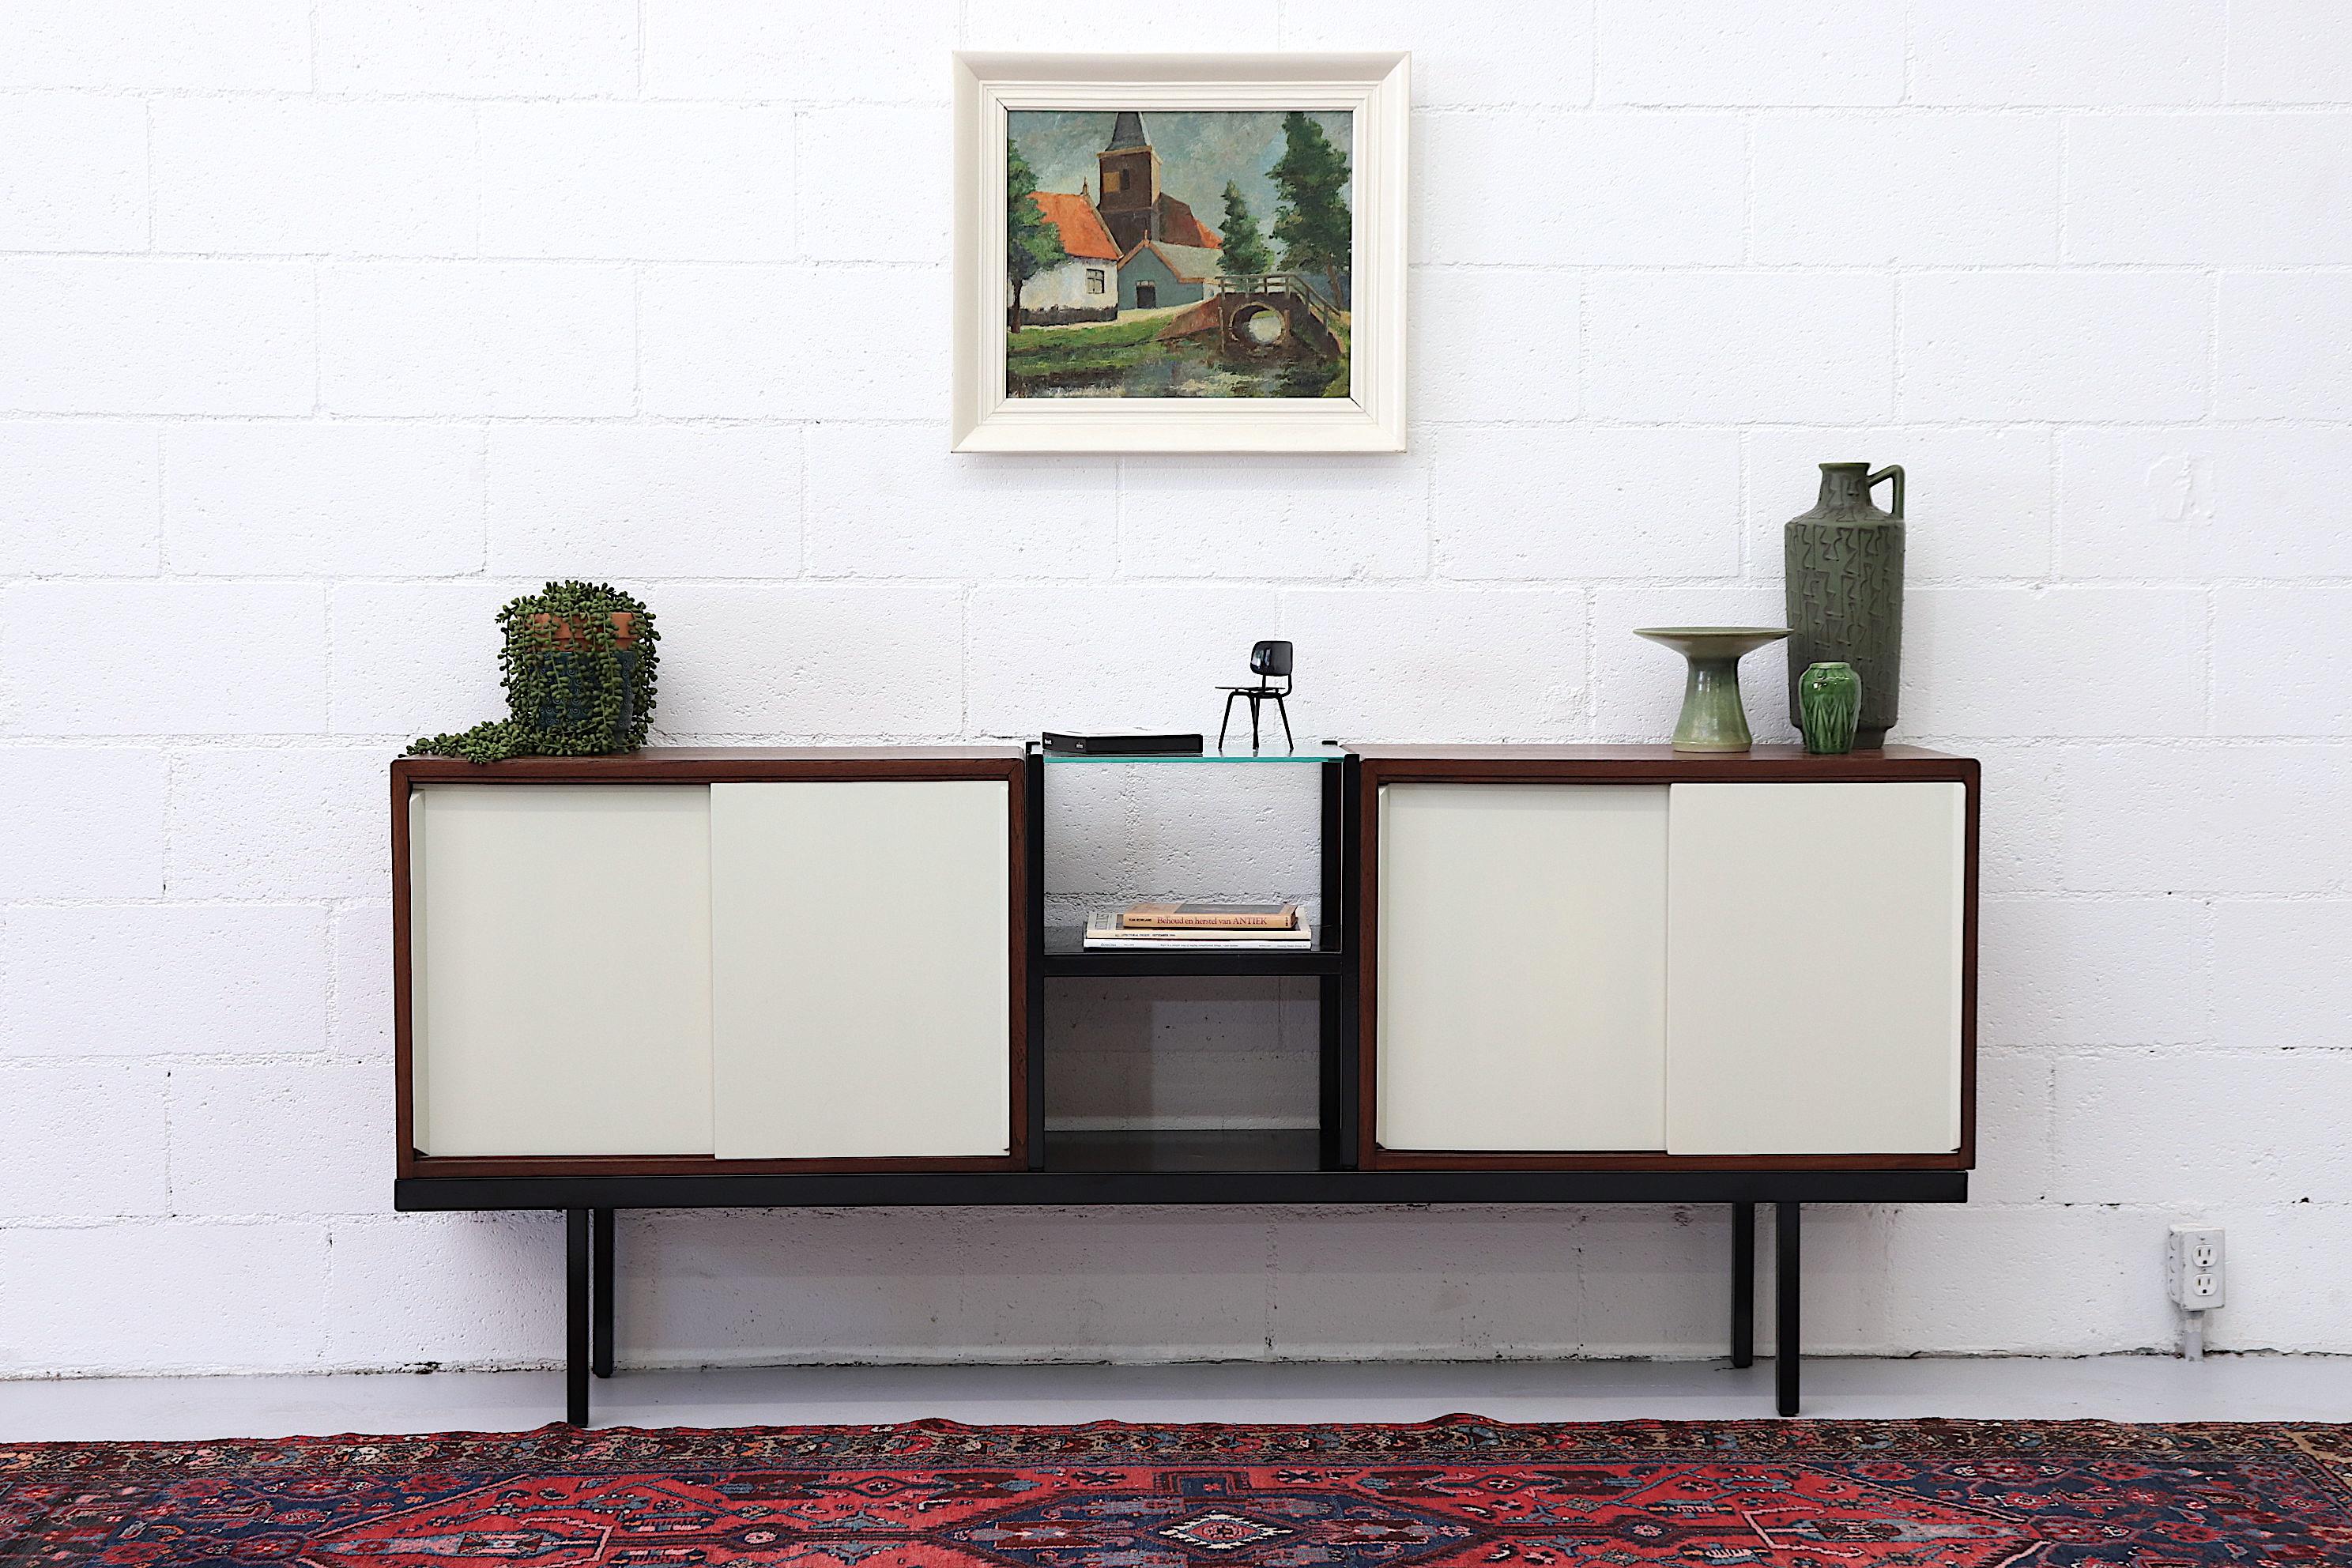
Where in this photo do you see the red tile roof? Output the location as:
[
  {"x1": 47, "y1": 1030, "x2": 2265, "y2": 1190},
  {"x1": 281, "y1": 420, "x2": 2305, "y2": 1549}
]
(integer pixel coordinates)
[
  {"x1": 1156, "y1": 194, "x2": 1221, "y2": 250},
  {"x1": 1028, "y1": 190, "x2": 1121, "y2": 261}
]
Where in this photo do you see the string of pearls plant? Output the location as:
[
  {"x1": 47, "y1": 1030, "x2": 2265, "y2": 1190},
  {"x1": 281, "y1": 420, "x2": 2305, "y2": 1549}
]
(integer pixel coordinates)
[{"x1": 407, "y1": 582, "x2": 660, "y2": 765}]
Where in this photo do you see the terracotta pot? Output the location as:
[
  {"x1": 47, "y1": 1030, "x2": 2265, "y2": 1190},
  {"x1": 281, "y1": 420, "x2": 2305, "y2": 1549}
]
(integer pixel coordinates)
[{"x1": 530, "y1": 611, "x2": 637, "y2": 647}]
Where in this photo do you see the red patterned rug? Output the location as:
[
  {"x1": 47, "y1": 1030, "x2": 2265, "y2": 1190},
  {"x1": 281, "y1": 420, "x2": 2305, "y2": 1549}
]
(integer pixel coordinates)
[{"x1": 6, "y1": 1416, "x2": 2350, "y2": 1566}]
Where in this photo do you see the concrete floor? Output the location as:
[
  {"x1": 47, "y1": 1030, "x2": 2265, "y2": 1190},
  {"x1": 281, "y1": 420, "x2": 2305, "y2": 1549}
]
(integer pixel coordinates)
[{"x1": 6, "y1": 1355, "x2": 2351, "y2": 1442}]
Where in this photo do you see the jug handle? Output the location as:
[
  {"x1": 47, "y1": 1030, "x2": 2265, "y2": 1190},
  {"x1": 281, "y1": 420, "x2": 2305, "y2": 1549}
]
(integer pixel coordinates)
[{"x1": 1868, "y1": 464, "x2": 1905, "y2": 520}]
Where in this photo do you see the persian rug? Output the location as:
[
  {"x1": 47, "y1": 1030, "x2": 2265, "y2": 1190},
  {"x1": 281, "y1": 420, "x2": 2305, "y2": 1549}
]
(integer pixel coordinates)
[{"x1": 5, "y1": 1415, "x2": 2350, "y2": 1566}]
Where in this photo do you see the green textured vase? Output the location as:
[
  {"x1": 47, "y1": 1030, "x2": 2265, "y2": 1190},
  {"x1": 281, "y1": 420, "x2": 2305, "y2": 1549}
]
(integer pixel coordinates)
[
  {"x1": 1785, "y1": 462, "x2": 1905, "y2": 750},
  {"x1": 1798, "y1": 662, "x2": 1863, "y2": 754},
  {"x1": 1634, "y1": 627, "x2": 1792, "y2": 753}
]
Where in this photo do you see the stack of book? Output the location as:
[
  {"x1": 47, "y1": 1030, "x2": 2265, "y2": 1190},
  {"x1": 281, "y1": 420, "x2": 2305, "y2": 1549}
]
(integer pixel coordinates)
[{"x1": 1082, "y1": 902, "x2": 1314, "y2": 950}]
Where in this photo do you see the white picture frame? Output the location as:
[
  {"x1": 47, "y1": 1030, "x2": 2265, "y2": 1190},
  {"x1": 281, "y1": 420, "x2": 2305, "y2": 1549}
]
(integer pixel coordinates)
[{"x1": 952, "y1": 51, "x2": 1410, "y2": 454}]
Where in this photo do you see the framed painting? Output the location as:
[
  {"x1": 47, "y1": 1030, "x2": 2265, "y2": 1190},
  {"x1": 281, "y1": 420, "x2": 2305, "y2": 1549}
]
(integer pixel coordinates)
[{"x1": 952, "y1": 52, "x2": 1409, "y2": 453}]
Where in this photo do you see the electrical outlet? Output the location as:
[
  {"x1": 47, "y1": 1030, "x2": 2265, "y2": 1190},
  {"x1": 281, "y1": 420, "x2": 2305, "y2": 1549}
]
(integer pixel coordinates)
[{"x1": 2167, "y1": 1225, "x2": 2226, "y2": 1310}]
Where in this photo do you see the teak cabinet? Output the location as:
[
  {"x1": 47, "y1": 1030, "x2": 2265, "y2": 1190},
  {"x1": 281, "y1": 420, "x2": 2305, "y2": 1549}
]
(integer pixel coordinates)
[
  {"x1": 390, "y1": 744, "x2": 1977, "y2": 1423},
  {"x1": 393, "y1": 750, "x2": 1031, "y2": 1178},
  {"x1": 1355, "y1": 748, "x2": 1978, "y2": 1172}
]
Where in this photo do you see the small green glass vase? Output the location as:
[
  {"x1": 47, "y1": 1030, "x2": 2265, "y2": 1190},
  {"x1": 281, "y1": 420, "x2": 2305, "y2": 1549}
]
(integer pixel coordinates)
[{"x1": 1798, "y1": 662, "x2": 1863, "y2": 755}]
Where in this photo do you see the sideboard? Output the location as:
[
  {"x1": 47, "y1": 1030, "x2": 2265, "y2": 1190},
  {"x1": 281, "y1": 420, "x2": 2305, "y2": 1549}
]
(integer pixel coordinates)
[{"x1": 390, "y1": 744, "x2": 1978, "y2": 1421}]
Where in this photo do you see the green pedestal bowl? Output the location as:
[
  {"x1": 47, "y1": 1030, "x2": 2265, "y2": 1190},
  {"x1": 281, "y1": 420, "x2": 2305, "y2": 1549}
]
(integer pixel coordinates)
[{"x1": 1633, "y1": 627, "x2": 1792, "y2": 753}]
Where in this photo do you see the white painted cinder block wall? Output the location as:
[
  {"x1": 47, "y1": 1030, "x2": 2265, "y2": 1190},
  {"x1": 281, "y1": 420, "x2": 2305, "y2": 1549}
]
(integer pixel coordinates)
[{"x1": 6, "y1": 0, "x2": 2351, "y2": 1378}]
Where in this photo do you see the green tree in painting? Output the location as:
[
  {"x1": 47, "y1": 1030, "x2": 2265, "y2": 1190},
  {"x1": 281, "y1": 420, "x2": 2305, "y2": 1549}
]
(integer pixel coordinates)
[
  {"x1": 1005, "y1": 141, "x2": 1068, "y2": 327},
  {"x1": 1268, "y1": 111, "x2": 1351, "y2": 306},
  {"x1": 1217, "y1": 180, "x2": 1274, "y2": 278}
]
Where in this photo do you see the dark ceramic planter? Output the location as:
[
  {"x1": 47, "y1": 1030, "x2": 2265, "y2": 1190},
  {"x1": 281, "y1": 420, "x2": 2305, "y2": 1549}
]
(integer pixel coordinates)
[{"x1": 1784, "y1": 462, "x2": 1904, "y2": 749}]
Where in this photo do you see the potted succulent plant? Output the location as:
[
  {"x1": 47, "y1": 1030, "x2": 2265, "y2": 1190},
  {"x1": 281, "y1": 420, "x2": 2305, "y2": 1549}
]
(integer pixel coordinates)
[{"x1": 408, "y1": 582, "x2": 660, "y2": 764}]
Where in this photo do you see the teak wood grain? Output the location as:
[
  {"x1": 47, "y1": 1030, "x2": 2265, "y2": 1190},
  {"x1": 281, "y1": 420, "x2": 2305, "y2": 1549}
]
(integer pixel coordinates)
[
  {"x1": 390, "y1": 750, "x2": 1032, "y2": 1181},
  {"x1": 1352, "y1": 748, "x2": 1981, "y2": 1174}
]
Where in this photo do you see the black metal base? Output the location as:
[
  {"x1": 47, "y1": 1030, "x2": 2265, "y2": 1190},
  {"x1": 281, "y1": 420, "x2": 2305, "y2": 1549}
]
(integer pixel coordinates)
[{"x1": 543, "y1": 1192, "x2": 1859, "y2": 1427}]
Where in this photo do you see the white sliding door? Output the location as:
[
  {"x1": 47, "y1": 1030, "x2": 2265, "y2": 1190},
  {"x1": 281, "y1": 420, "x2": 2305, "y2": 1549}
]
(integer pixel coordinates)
[
  {"x1": 709, "y1": 780, "x2": 1012, "y2": 1160},
  {"x1": 1665, "y1": 782, "x2": 1966, "y2": 1155},
  {"x1": 1377, "y1": 783, "x2": 1669, "y2": 1152},
  {"x1": 410, "y1": 784, "x2": 714, "y2": 1156}
]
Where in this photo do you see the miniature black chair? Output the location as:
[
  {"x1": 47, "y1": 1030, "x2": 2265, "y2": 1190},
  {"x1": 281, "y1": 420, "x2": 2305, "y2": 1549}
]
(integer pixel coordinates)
[{"x1": 1217, "y1": 640, "x2": 1295, "y2": 753}]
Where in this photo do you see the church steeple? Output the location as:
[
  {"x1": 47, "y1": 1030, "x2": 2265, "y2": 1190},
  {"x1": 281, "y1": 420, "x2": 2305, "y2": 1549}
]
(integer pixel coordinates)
[{"x1": 1095, "y1": 111, "x2": 1162, "y2": 255}]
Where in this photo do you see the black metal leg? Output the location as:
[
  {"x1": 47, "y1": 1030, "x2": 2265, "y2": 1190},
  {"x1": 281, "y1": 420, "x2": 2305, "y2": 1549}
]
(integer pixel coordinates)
[
  {"x1": 1731, "y1": 1201, "x2": 1755, "y2": 1369},
  {"x1": 565, "y1": 1208, "x2": 590, "y2": 1427},
  {"x1": 1775, "y1": 1201, "x2": 1800, "y2": 1417},
  {"x1": 1273, "y1": 695, "x2": 1294, "y2": 752},
  {"x1": 1218, "y1": 691, "x2": 1240, "y2": 751},
  {"x1": 591, "y1": 1208, "x2": 615, "y2": 1379},
  {"x1": 1247, "y1": 694, "x2": 1263, "y2": 751}
]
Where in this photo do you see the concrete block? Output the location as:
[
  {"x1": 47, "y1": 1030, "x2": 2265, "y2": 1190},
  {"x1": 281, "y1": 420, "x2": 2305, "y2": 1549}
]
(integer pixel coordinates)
[
  {"x1": 164, "y1": 423, "x2": 485, "y2": 578},
  {"x1": 320, "y1": 263, "x2": 635, "y2": 417},
  {"x1": 2214, "y1": 899, "x2": 2352, "y2": 1049},
  {"x1": 1, "y1": 581, "x2": 326, "y2": 735},
  {"x1": 167, "y1": 747, "x2": 390, "y2": 899},
  {"x1": 1283, "y1": 0, "x2": 1592, "y2": 107},
  {"x1": 1412, "y1": 266, "x2": 1578, "y2": 425},
  {"x1": 2068, "y1": 114, "x2": 2352, "y2": 264},
  {"x1": 153, "y1": 100, "x2": 477, "y2": 257},
  {"x1": 480, "y1": 104, "x2": 793, "y2": 262},
  {"x1": 0, "y1": 259, "x2": 314, "y2": 416},
  {"x1": 0, "y1": 1061, "x2": 169, "y2": 1219},
  {"x1": 1120, "y1": 454, "x2": 1430, "y2": 581},
  {"x1": 322, "y1": 1213, "x2": 560, "y2": 1369},
  {"x1": 797, "y1": 106, "x2": 944, "y2": 264},
  {"x1": 1745, "y1": 427, "x2": 2052, "y2": 582},
  {"x1": 1752, "y1": 114, "x2": 2061, "y2": 265},
  {"x1": 641, "y1": 0, "x2": 955, "y2": 102},
  {"x1": 2053, "y1": 1049, "x2": 2352, "y2": 1204},
  {"x1": 0, "y1": 904, "x2": 326, "y2": 1060},
  {"x1": 0, "y1": 1223, "x2": 327, "y2": 1374},
  {"x1": 328, "y1": 581, "x2": 512, "y2": 738},
  {"x1": 1434, "y1": 425, "x2": 1740, "y2": 580},
  {"x1": 2058, "y1": 743, "x2": 2352, "y2": 893},
  {"x1": 1277, "y1": 588, "x2": 1587, "y2": 741},
  {"x1": 0, "y1": 95, "x2": 148, "y2": 250},
  {"x1": 1978, "y1": 896, "x2": 2212, "y2": 1046},
  {"x1": 652, "y1": 583, "x2": 966, "y2": 737},
  {"x1": 640, "y1": 264, "x2": 944, "y2": 420},
  {"x1": 2216, "y1": 1204, "x2": 2352, "y2": 1351},
  {"x1": 2214, "y1": 586, "x2": 2352, "y2": 737},
  {"x1": 488, "y1": 424, "x2": 800, "y2": 579},
  {"x1": 1900, "y1": 271, "x2": 2209, "y2": 421},
  {"x1": 333, "y1": 901, "x2": 395, "y2": 1063},
  {"x1": 803, "y1": 424, "x2": 1111, "y2": 579},
  {"x1": 1596, "y1": 0, "x2": 1905, "y2": 106},
  {"x1": 2, "y1": 0, "x2": 308, "y2": 90},
  {"x1": 2226, "y1": 0, "x2": 2352, "y2": 103},
  {"x1": 0, "y1": 748, "x2": 167, "y2": 898},
  {"x1": 1419, "y1": 114, "x2": 1743, "y2": 265},
  {"x1": 1880, "y1": 1205, "x2": 2174, "y2": 1354},
  {"x1": 1912, "y1": 0, "x2": 2225, "y2": 105},
  {"x1": 2219, "y1": 273, "x2": 2352, "y2": 417},
  {"x1": 169, "y1": 1060, "x2": 386, "y2": 1218},
  {"x1": 1903, "y1": 587, "x2": 2206, "y2": 737},
  {"x1": 2057, "y1": 426, "x2": 2343, "y2": 579},
  {"x1": 1969, "y1": 1049, "x2": 2056, "y2": 1204},
  {"x1": 1586, "y1": 272, "x2": 1894, "y2": 422},
  {"x1": 0, "y1": 420, "x2": 160, "y2": 576},
  {"x1": 318, "y1": 0, "x2": 637, "y2": 96}
]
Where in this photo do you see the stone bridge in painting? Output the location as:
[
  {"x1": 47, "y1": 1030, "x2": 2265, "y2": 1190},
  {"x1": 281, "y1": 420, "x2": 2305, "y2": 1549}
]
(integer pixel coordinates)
[{"x1": 1155, "y1": 273, "x2": 1344, "y2": 360}]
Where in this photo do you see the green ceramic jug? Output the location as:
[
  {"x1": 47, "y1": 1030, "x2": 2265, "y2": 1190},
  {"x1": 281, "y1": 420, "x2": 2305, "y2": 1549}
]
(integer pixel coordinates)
[{"x1": 1785, "y1": 462, "x2": 1903, "y2": 749}]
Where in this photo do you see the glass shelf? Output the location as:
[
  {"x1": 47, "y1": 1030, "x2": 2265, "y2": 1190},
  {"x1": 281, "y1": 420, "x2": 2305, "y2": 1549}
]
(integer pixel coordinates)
[{"x1": 1039, "y1": 747, "x2": 1339, "y2": 764}]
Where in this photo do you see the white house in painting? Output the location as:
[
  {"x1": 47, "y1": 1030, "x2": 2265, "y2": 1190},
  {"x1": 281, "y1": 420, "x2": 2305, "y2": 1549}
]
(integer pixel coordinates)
[{"x1": 1013, "y1": 189, "x2": 1121, "y2": 325}]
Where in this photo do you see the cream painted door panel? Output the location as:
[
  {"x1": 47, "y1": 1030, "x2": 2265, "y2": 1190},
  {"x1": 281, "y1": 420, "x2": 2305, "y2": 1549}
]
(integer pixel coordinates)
[
  {"x1": 1665, "y1": 782, "x2": 1965, "y2": 1155},
  {"x1": 710, "y1": 780, "x2": 1012, "y2": 1160},
  {"x1": 411, "y1": 785, "x2": 714, "y2": 1157},
  {"x1": 1378, "y1": 783, "x2": 1669, "y2": 1151}
]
